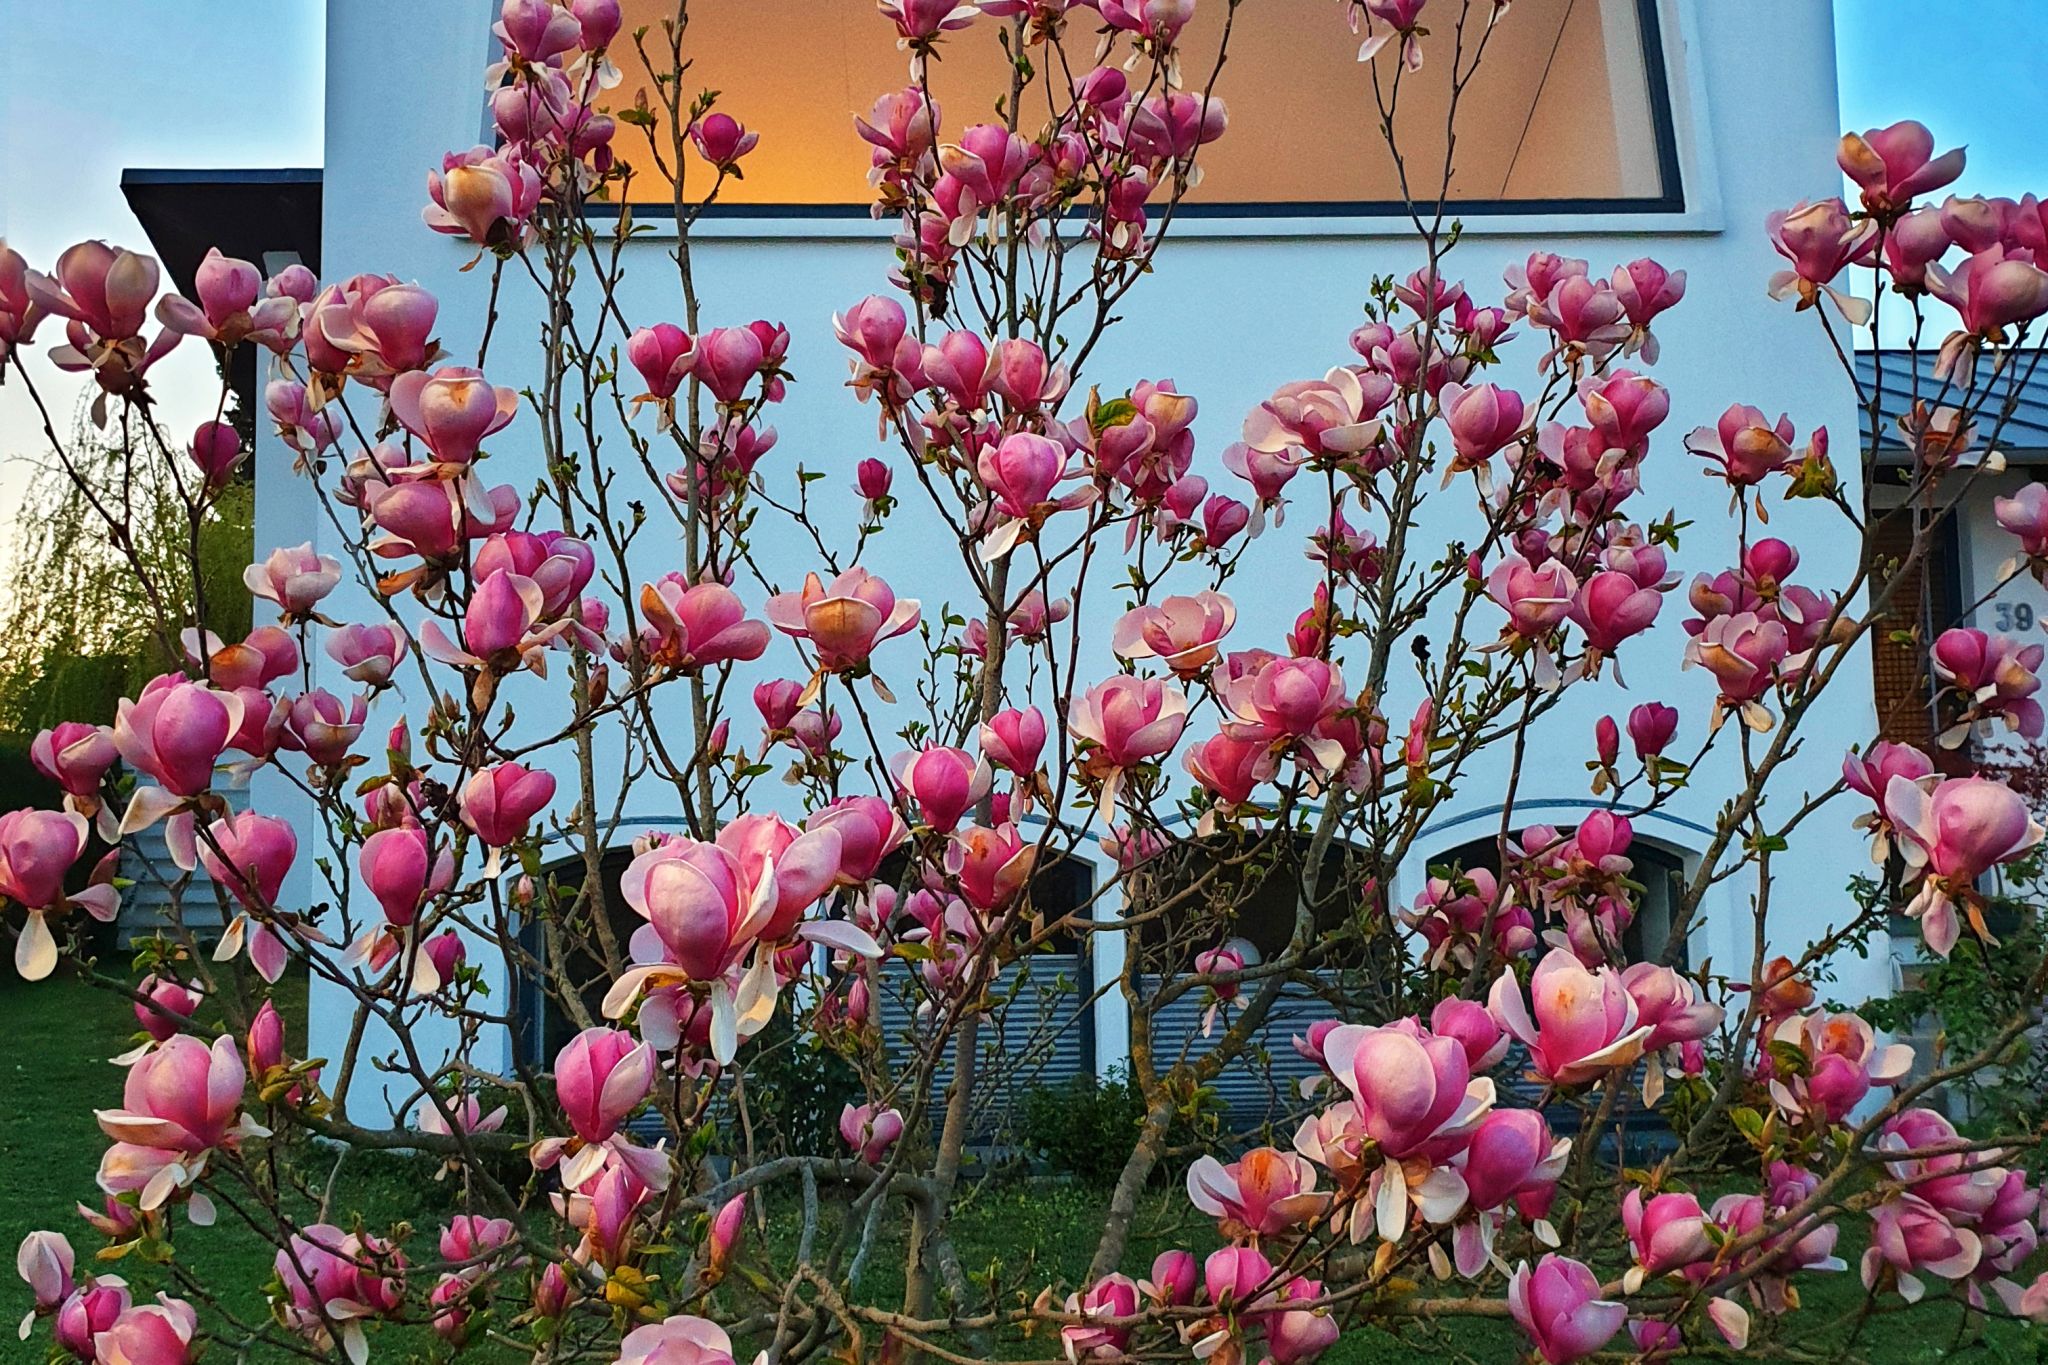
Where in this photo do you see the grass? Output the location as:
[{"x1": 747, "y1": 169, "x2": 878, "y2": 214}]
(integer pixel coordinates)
[{"x1": 2, "y1": 974, "x2": 2042, "y2": 1362}]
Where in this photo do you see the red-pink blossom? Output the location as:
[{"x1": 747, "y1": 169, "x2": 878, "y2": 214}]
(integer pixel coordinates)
[
  {"x1": 1838, "y1": 120, "x2": 1966, "y2": 217},
  {"x1": 1489, "y1": 948, "x2": 1650, "y2": 1086},
  {"x1": 637, "y1": 576, "x2": 770, "y2": 672},
  {"x1": 1508, "y1": 1255, "x2": 1624, "y2": 1364},
  {"x1": 765, "y1": 568, "x2": 921, "y2": 675},
  {"x1": 1111, "y1": 592, "x2": 1235, "y2": 677},
  {"x1": 889, "y1": 744, "x2": 990, "y2": 834},
  {"x1": 839, "y1": 1102, "x2": 905, "y2": 1164},
  {"x1": 689, "y1": 112, "x2": 759, "y2": 171},
  {"x1": 460, "y1": 762, "x2": 557, "y2": 849}
]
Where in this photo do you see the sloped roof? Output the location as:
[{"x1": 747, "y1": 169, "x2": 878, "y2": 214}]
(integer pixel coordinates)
[{"x1": 1855, "y1": 349, "x2": 2048, "y2": 457}]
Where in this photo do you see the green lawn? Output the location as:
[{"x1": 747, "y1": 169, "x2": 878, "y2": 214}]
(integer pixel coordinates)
[{"x1": 2, "y1": 974, "x2": 2041, "y2": 1362}]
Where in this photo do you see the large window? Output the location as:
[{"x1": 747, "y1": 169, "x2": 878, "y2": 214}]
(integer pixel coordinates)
[{"x1": 603, "y1": 0, "x2": 1679, "y2": 213}]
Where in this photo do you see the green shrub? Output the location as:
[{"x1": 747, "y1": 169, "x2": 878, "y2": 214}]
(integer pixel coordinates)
[{"x1": 1016, "y1": 1068, "x2": 1147, "y2": 1184}]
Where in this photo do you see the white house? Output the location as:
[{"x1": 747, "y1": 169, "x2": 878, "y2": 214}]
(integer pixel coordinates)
[{"x1": 123, "y1": 0, "x2": 2037, "y2": 1127}]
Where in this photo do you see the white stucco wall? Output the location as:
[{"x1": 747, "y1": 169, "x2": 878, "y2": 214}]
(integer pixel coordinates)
[{"x1": 276, "y1": 0, "x2": 1889, "y2": 1109}]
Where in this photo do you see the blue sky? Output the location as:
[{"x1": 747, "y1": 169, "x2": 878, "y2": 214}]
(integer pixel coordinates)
[{"x1": 1835, "y1": 0, "x2": 2048, "y2": 202}]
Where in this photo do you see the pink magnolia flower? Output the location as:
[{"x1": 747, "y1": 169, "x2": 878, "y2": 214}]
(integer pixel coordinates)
[
  {"x1": 16, "y1": 1228, "x2": 73, "y2": 1320},
  {"x1": 1578, "y1": 369, "x2": 1670, "y2": 453},
  {"x1": 1265, "y1": 1277, "x2": 1340, "y2": 1365},
  {"x1": 975, "y1": 432, "x2": 1092, "y2": 558},
  {"x1": 278, "y1": 689, "x2": 367, "y2": 769},
  {"x1": 133, "y1": 975, "x2": 202, "y2": 1045},
  {"x1": 1438, "y1": 382, "x2": 1530, "y2": 475},
  {"x1": 765, "y1": 568, "x2": 921, "y2": 680},
  {"x1": 31, "y1": 722, "x2": 118, "y2": 803},
  {"x1": 637, "y1": 576, "x2": 770, "y2": 672},
  {"x1": 0, "y1": 241, "x2": 45, "y2": 365},
  {"x1": 1217, "y1": 654, "x2": 1349, "y2": 753},
  {"x1": 389, "y1": 366, "x2": 519, "y2": 465},
  {"x1": 1839, "y1": 120, "x2": 1966, "y2": 217},
  {"x1": 839, "y1": 1103, "x2": 905, "y2": 1164},
  {"x1": 1184, "y1": 1147, "x2": 1329, "y2": 1240},
  {"x1": 1487, "y1": 557, "x2": 1577, "y2": 640},
  {"x1": 1685, "y1": 403, "x2": 1796, "y2": 487},
  {"x1": 628, "y1": 323, "x2": 695, "y2": 403},
  {"x1": 806, "y1": 796, "x2": 910, "y2": 886},
  {"x1": 1315, "y1": 1023, "x2": 1492, "y2": 1238},
  {"x1": 92, "y1": 1296, "x2": 201, "y2": 1365},
  {"x1": 54, "y1": 1279, "x2": 130, "y2": 1357},
  {"x1": 1183, "y1": 731, "x2": 1272, "y2": 817},
  {"x1": 617, "y1": 1315, "x2": 737, "y2": 1365},
  {"x1": 475, "y1": 530, "x2": 595, "y2": 616},
  {"x1": 197, "y1": 811, "x2": 299, "y2": 983},
  {"x1": 1507, "y1": 1255, "x2": 1626, "y2": 1364},
  {"x1": 95, "y1": 1034, "x2": 252, "y2": 1212},
  {"x1": 1203, "y1": 1244, "x2": 1275, "y2": 1308},
  {"x1": 1069, "y1": 675, "x2": 1189, "y2": 815},
  {"x1": 1885, "y1": 774, "x2": 2045, "y2": 956},
  {"x1": 946, "y1": 822, "x2": 1036, "y2": 913},
  {"x1": 693, "y1": 322, "x2": 787, "y2": 406},
  {"x1": 551, "y1": 1026, "x2": 656, "y2": 1150},
  {"x1": 1141, "y1": 1249, "x2": 1197, "y2": 1308},
  {"x1": 274, "y1": 1224, "x2": 404, "y2": 1354},
  {"x1": 1443, "y1": 1106, "x2": 1570, "y2": 1275},
  {"x1": 1766, "y1": 198, "x2": 1878, "y2": 323},
  {"x1": 1621, "y1": 964, "x2": 1722, "y2": 1056},
  {"x1": 308, "y1": 275, "x2": 439, "y2": 383},
  {"x1": 1684, "y1": 612, "x2": 1790, "y2": 728},
  {"x1": 421, "y1": 569, "x2": 570, "y2": 675},
  {"x1": 1995, "y1": 482, "x2": 2048, "y2": 566},
  {"x1": 1626, "y1": 702, "x2": 1679, "y2": 760},
  {"x1": 1879, "y1": 1108, "x2": 2008, "y2": 1227},
  {"x1": 423, "y1": 146, "x2": 543, "y2": 249},
  {"x1": 154, "y1": 247, "x2": 297, "y2": 351},
  {"x1": 1243, "y1": 369, "x2": 1386, "y2": 462},
  {"x1": 325, "y1": 623, "x2": 409, "y2": 688},
  {"x1": 1488, "y1": 948, "x2": 1651, "y2": 1086},
  {"x1": 1430, "y1": 996, "x2": 1509, "y2": 1071},
  {"x1": 460, "y1": 762, "x2": 557, "y2": 853},
  {"x1": 357, "y1": 825, "x2": 454, "y2": 930},
  {"x1": 25, "y1": 240, "x2": 161, "y2": 350},
  {"x1": 1610, "y1": 261, "x2": 1686, "y2": 362},
  {"x1": 689, "y1": 112, "x2": 759, "y2": 171},
  {"x1": 704, "y1": 1192, "x2": 746, "y2": 1281},
  {"x1": 1764, "y1": 1009, "x2": 1913, "y2": 1123},
  {"x1": 1862, "y1": 1195, "x2": 1982, "y2": 1303},
  {"x1": 1930, "y1": 627, "x2": 2045, "y2": 740},
  {"x1": 1457, "y1": 1107, "x2": 1569, "y2": 1214},
  {"x1": 1060, "y1": 1273, "x2": 1141, "y2": 1361},
  {"x1": 243, "y1": 543, "x2": 340, "y2": 618},
  {"x1": 0, "y1": 808, "x2": 100, "y2": 979},
  {"x1": 113, "y1": 678, "x2": 243, "y2": 804},
  {"x1": 1883, "y1": 206, "x2": 1952, "y2": 292},
  {"x1": 1926, "y1": 244, "x2": 2048, "y2": 336},
  {"x1": 1111, "y1": 592, "x2": 1235, "y2": 677},
  {"x1": 1620, "y1": 1188, "x2": 1712, "y2": 1282},
  {"x1": 978, "y1": 706, "x2": 1046, "y2": 777},
  {"x1": 1569, "y1": 570, "x2": 1662, "y2": 656},
  {"x1": 889, "y1": 744, "x2": 990, "y2": 834}
]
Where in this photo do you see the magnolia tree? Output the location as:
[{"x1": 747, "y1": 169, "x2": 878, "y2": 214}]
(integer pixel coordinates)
[{"x1": 5, "y1": 0, "x2": 2048, "y2": 1361}]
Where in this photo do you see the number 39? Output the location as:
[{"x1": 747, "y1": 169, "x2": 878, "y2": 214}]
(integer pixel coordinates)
[{"x1": 1995, "y1": 601, "x2": 2037, "y2": 632}]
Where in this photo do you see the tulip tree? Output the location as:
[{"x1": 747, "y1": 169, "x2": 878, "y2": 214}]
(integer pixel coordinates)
[{"x1": 5, "y1": 0, "x2": 2048, "y2": 1361}]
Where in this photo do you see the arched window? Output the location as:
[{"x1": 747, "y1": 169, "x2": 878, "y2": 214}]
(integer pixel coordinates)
[
  {"x1": 1428, "y1": 825, "x2": 1690, "y2": 966},
  {"x1": 1125, "y1": 829, "x2": 1386, "y2": 1132},
  {"x1": 515, "y1": 844, "x2": 645, "y2": 1065}
]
